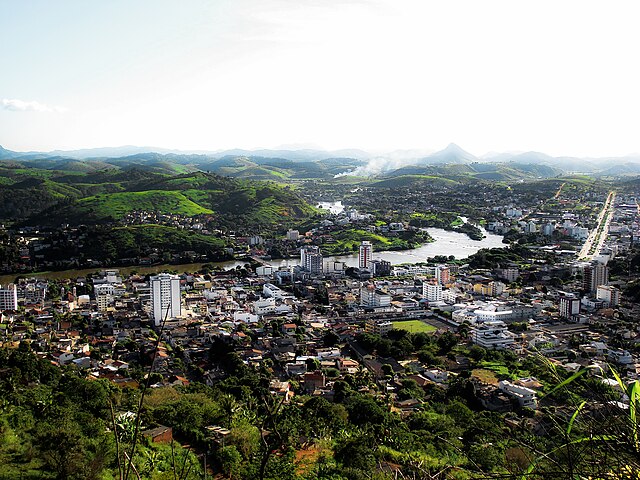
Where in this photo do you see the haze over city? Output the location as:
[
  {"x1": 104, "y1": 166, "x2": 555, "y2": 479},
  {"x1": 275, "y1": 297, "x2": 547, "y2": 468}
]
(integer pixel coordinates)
[{"x1": 2, "y1": 0, "x2": 640, "y2": 157}]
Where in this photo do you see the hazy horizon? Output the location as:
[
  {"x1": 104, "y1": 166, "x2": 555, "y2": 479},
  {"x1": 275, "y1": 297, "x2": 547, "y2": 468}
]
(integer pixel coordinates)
[{"x1": 2, "y1": 0, "x2": 640, "y2": 157}]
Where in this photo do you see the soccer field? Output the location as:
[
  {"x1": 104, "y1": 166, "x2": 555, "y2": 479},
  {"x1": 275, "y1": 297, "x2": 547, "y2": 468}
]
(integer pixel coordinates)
[{"x1": 392, "y1": 320, "x2": 437, "y2": 333}]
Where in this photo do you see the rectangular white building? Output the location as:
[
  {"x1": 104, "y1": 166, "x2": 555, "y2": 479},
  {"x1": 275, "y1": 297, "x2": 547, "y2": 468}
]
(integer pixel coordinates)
[
  {"x1": 150, "y1": 273, "x2": 181, "y2": 326},
  {"x1": 423, "y1": 283, "x2": 443, "y2": 302},
  {"x1": 360, "y1": 285, "x2": 391, "y2": 307},
  {"x1": 498, "y1": 380, "x2": 538, "y2": 409},
  {"x1": 596, "y1": 285, "x2": 620, "y2": 307},
  {"x1": 471, "y1": 321, "x2": 515, "y2": 349},
  {"x1": 0, "y1": 284, "x2": 18, "y2": 311}
]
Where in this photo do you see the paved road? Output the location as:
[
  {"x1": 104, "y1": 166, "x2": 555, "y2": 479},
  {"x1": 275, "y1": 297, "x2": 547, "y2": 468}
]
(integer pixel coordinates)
[{"x1": 578, "y1": 191, "x2": 615, "y2": 260}]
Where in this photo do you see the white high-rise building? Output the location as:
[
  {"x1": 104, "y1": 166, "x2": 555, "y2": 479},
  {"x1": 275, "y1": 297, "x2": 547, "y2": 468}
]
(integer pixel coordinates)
[
  {"x1": 596, "y1": 285, "x2": 620, "y2": 307},
  {"x1": 423, "y1": 283, "x2": 443, "y2": 302},
  {"x1": 150, "y1": 273, "x2": 181, "y2": 326},
  {"x1": 300, "y1": 246, "x2": 323, "y2": 274},
  {"x1": 359, "y1": 241, "x2": 372, "y2": 270},
  {"x1": 0, "y1": 284, "x2": 18, "y2": 311}
]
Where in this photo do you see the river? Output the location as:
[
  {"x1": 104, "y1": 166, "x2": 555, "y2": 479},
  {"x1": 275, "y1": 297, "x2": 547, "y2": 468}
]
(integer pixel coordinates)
[
  {"x1": 0, "y1": 207, "x2": 505, "y2": 282},
  {"x1": 269, "y1": 227, "x2": 505, "y2": 268}
]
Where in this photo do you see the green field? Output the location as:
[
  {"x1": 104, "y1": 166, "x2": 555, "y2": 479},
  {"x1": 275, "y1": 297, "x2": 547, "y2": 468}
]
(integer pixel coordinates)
[{"x1": 392, "y1": 320, "x2": 437, "y2": 333}]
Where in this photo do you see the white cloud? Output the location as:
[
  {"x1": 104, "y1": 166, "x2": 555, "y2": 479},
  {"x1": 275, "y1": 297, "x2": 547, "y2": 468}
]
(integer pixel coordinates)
[{"x1": 1, "y1": 98, "x2": 66, "y2": 113}]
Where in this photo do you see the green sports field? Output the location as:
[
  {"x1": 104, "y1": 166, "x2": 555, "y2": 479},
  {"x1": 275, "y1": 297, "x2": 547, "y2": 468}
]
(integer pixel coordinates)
[{"x1": 392, "y1": 320, "x2": 437, "y2": 333}]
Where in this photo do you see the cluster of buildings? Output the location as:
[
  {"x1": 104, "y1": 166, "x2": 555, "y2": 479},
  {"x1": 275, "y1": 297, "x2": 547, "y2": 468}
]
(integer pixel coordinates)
[
  {"x1": 1, "y1": 182, "x2": 639, "y2": 423},
  {"x1": 295, "y1": 240, "x2": 389, "y2": 278},
  {"x1": 0, "y1": 220, "x2": 637, "y2": 419}
]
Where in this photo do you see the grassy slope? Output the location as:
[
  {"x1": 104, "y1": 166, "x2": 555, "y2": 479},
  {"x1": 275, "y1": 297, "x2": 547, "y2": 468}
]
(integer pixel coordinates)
[
  {"x1": 0, "y1": 165, "x2": 318, "y2": 231},
  {"x1": 372, "y1": 175, "x2": 460, "y2": 188},
  {"x1": 75, "y1": 190, "x2": 213, "y2": 219}
]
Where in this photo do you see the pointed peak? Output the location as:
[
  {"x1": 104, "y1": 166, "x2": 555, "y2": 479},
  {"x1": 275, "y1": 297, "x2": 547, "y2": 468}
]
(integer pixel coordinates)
[
  {"x1": 423, "y1": 143, "x2": 477, "y2": 164},
  {"x1": 440, "y1": 143, "x2": 471, "y2": 154}
]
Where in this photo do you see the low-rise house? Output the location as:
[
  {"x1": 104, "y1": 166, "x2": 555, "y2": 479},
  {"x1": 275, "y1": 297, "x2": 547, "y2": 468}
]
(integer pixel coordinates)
[
  {"x1": 499, "y1": 380, "x2": 538, "y2": 409},
  {"x1": 424, "y1": 368, "x2": 449, "y2": 384},
  {"x1": 303, "y1": 370, "x2": 326, "y2": 393},
  {"x1": 471, "y1": 321, "x2": 515, "y2": 349},
  {"x1": 269, "y1": 380, "x2": 294, "y2": 402}
]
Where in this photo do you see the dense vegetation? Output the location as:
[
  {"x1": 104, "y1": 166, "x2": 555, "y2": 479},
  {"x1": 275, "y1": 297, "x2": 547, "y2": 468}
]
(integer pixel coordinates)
[
  {"x1": 0, "y1": 163, "x2": 317, "y2": 232},
  {"x1": 320, "y1": 228, "x2": 433, "y2": 256},
  {"x1": 409, "y1": 212, "x2": 484, "y2": 240},
  {"x1": 80, "y1": 225, "x2": 231, "y2": 264},
  {"x1": 2, "y1": 333, "x2": 637, "y2": 479},
  {"x1": 465, "y1": 245, "x2": 534, "y2": 270},
  {"x1": 0, "y1": 340, "x2": 519, "y2": 479}
]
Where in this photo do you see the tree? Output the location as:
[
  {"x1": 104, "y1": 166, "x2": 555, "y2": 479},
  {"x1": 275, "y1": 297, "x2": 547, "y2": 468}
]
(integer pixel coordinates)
[
  {"x1": 334, "y1": 435, "x2": 377, "y2": 472},
  {"x1": 305, "y1": 357, "x2": 321, "y2": 371},
  {"x1": 323, "y1": 330, "x2": 340, "y2": 347},
  {"x1": 345, "y1": 395, "x2": 387, "y2": 427},
  {"x1": 303, "y1": 397, "x2": 348, "y2": 437},
  {"x1": 437, "y1": 331, "x2": 458, "y2": 354},
  {"x1": 397, "y1": 379, "x2": 425, "y2": 401},
  {"x1": 469, "y1": 345, "x2": 487, "y2": 362},
  {"x1": 216, "y1": 445, "x2": 242, "y2": 479}
]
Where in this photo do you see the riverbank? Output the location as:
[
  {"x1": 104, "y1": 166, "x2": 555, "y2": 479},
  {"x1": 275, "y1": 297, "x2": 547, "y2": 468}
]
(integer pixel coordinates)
[
  {"x1": 319, "y1": 228, "x2": 433, "y2": 256},
  {"x1": 265, "y1": 227, "x2": 505, "y2": 268},
  {"x1": 0, "y1": 227, "x2": 504, "y2": 283}
]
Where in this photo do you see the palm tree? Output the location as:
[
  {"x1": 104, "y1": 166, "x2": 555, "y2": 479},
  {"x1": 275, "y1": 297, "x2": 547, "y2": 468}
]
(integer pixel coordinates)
[
  {"x1": 220, "y1": 393, "x2": 241, "y2": 428},
  {"x1": 354, "y1": 363, "x2": 372, "y2": 388}
]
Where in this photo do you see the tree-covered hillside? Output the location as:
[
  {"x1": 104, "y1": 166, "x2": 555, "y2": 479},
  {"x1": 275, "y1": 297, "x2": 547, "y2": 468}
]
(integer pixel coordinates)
[{"x1": 0, "y1": 164, "x2": 317, "y2": 232}]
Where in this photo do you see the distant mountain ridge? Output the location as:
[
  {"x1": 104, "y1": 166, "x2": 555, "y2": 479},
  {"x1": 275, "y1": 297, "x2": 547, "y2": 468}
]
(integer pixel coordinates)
[{"x1": 2, "y1": 143, "x2": 640, "y2": 177}]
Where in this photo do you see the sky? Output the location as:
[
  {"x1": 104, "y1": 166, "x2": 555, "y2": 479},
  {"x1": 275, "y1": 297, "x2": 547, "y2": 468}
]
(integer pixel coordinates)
[{"x1": 1, "y1": 0, "x2": 640, "y2": 157}]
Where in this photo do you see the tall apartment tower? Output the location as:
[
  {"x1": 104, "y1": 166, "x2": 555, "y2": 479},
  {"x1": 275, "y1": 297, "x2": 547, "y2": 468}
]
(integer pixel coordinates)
[
  {"x1": 0, "y1": 284, "x2": 18, "y2": 311},
  {"x1": 300, "y1": 246, "x2": 323, "y2": 274},
  {"x1": 583, "y1": 262, "x2": 608, "y2": 293},
  {"x1": 559, "y1": 294, "x2": 580, "y2": 320},
  {"x1": 423, "y1": 282, "x2": 443, "y2": 302},
  {"x1": 596, "y1": 285, "x2": 620, "y2": 307},
  {"x1": 435, "y1": 266, "x2": 450, "y2": 285},
  {"x1": 149, "y1": 273, "x2": 181, "y2": 326},
  {"x1": 359, "y1": 241, "x2": 372, "y2": 270}
]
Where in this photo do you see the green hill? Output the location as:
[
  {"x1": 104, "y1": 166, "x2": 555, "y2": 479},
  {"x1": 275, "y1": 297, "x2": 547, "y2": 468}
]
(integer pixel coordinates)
[
  {"x1": 372, "y1": 175, "x2": 460, "y2": 188},
  {"x1": 72, "y1": 190, "x2": 213, "y2": 220},
  {"x1": 0, "y1": 163, "x2": 317, "y2": 233},
  {"x1": 81, "y1": 224, "x2": 228, "y2": 261},
  {"x1": 380, "y1": 162, "x2": 564, "y2": 185},
  {"x1": 0, "y1": 178, "x2": 84, "y2": 220}
]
